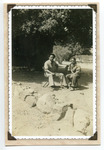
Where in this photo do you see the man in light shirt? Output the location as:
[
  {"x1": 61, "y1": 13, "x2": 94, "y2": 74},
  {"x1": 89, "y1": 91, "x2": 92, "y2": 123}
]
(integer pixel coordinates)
[{"x1": 44, "y1": 54, "x2": 67, "y2": 88}]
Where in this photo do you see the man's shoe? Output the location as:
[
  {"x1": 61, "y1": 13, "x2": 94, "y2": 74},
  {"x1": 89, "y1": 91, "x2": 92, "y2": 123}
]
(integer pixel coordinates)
[
  {"x1": 70, "y1": 87, "x2": 74, "y2": 91},
  {"x1": 50, "y1": 85, "x2": 55, "y2": 88}
]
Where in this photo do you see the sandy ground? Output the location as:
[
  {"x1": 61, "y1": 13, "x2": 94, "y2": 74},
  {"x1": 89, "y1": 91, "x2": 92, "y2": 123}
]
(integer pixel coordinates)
[{"x1": 12, "y1": 63, "x2": 93, "y2": 137}]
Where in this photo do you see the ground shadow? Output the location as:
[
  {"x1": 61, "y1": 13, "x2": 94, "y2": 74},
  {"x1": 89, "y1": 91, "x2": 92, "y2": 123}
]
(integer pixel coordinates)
[
  {"x1": 78, "y1": 69, "x2": 92, "y2": 86},
  {"x1": 12, "y1": 70, "x2": 45, "y2": 84},
  {"x1": 77, "y1": 85, "x2": 89, "y2": 91},
  {"x1": 52, "y1": 86, "x2": 62, "y2": 91},
  {"x1": 12, "y1": 68, "x2": 92, "y2": 88}
]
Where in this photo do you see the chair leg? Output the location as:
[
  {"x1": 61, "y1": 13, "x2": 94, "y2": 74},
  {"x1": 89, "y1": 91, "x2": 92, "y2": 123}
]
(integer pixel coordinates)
[{"x1": 42, "y1": 81, "x2": 49, "y2": 87}]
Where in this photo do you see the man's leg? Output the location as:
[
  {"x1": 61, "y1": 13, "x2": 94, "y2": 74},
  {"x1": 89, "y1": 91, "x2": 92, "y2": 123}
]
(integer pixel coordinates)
[
  {"x1": 48, "y1": 74, "x2": 55, "y2": 87},
  {"x1": 66, "y1": 74, "x2": 72, "y2": 87},
  {"x1": 56, "y1": 73, "x2": 67, "y2": 87},
  {"x1": 71, "y1": 74, "x2": 79, "y2": 88}
]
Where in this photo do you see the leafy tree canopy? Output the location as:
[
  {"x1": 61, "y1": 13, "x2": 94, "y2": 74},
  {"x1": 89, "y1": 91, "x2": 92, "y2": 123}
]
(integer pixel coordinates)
[
  {"x1": 12, "y1": 9, "x2": 92, "y2": 68},
  {"x1": 12, "y1": 9, "x2": 92, "y2": 48}
]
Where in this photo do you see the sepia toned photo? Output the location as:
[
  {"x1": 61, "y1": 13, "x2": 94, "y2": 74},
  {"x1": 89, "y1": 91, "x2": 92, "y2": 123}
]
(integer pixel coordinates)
[{"x1": 4, "y1": 3, "x2": 100, "y2": 145}]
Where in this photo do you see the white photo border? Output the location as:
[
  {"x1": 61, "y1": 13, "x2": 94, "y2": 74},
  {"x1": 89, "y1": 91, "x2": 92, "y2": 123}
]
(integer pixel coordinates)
[{"x1": 8, "y1": 5, "x2": 96, "y2": 140}]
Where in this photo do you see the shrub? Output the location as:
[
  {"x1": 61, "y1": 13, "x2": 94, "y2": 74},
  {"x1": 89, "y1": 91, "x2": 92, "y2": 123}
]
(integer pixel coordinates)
[{"x1": 53, "y1": 43, "x2": 85, "y2": 63}]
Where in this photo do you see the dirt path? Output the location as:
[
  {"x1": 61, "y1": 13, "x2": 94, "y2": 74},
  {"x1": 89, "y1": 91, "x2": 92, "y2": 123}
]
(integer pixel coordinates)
[{"x1": 12, "y1": 63, "x2": 93, "y2": 136}]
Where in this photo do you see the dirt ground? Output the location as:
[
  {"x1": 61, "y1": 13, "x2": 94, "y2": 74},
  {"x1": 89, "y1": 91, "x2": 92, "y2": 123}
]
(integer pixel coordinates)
[{"x1": 12, "y1": 63, "x2": 93, "y2": 137}]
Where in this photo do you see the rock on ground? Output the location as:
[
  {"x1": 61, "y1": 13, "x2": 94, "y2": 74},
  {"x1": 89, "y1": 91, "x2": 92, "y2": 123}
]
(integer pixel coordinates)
[
  {"x1": 37, "y1": 93, "x2": 57, "y2": 114},
  {"x1": 74, "y1": 109, "x2": 93, "y2": 135}
]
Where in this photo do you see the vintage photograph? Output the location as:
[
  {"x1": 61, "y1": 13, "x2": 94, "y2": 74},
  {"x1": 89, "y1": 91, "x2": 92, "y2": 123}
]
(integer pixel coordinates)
[{"x1": 8, "y1": 5, "x2": 97, "y2": 140}]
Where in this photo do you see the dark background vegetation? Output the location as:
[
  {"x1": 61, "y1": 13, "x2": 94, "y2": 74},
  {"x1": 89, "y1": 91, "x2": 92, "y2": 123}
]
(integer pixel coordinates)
[{"x1": 12, "y1": 9, "x2": 92, "y2": 70}]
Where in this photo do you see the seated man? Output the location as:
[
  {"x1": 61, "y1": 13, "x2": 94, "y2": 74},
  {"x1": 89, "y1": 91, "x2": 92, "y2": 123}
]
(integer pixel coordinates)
[
  {"x1": 66, "y1": 58, "x2": 81, "y2": 90},
  {"x1": 44, "y1": 54, "x2": 67, "y2": 88}
]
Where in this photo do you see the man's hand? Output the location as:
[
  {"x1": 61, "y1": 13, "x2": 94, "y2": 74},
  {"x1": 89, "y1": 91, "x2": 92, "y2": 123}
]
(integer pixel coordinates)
[{"x1": 52, "y1": 73, "x2": 55, "y2": 75}]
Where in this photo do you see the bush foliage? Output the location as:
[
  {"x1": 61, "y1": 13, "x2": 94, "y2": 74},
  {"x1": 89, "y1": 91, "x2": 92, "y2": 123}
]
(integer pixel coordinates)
[{"x1": 53, "y1": 43, "x2": 92, "y2": 63}]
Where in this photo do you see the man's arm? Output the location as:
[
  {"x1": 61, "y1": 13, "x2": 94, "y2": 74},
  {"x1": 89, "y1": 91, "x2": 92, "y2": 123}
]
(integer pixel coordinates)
[
  {"x1": 76, "y1": 66, "x2": 81, "y2": 74},
  {"x1": 45, "y1": 69, "x2": 54, "y2": 75},
  {"x1": 67, "y1": 64, "x2": 71, "y2": 72},
  {"x1": 44, "y1": 62, "x2": 55, "y2": 75},
  {"x1": 72, "y1": 66, "x2": 81, "y2": 75}
]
